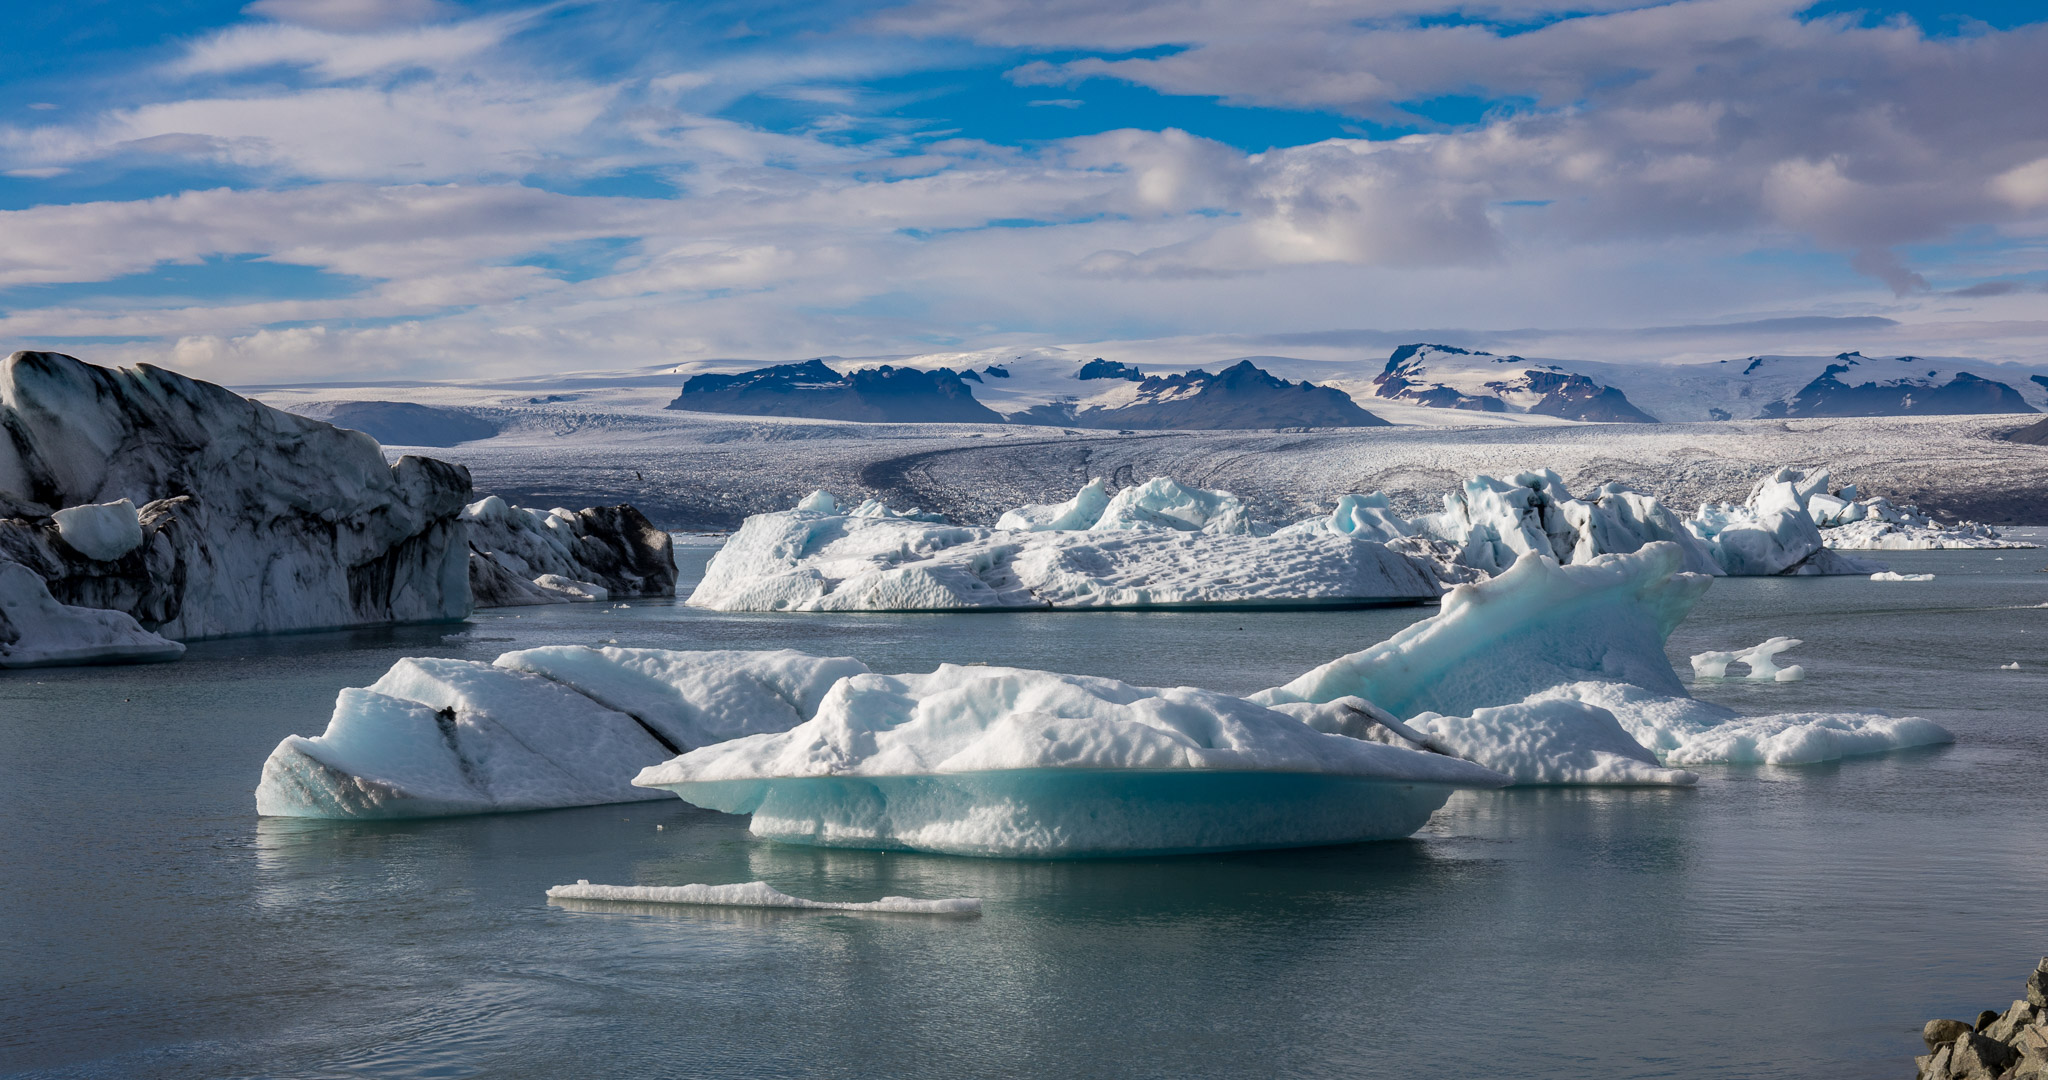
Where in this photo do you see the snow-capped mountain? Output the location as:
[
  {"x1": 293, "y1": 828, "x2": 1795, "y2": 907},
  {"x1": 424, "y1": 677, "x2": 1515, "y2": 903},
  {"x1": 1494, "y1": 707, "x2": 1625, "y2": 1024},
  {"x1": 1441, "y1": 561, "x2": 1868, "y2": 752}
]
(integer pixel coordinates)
[
  {"x1": 1368, "y1": 344, "x2": 1660, "y2": 423},
  {"x1": 665, "y1": 358, "x2": 1003, "y2": 423},
  {"x1": 1622, "y1": 352, "x2": 2042, "y2": 422},
  {"x1": 1018, "y1": 360, "x2": 1388, "y2": 429}
]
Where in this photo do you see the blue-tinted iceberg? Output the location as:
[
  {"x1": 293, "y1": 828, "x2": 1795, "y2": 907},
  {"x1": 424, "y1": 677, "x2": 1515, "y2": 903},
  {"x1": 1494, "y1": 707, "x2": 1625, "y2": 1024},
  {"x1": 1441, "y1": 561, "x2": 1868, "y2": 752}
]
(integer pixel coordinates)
[
  {"x1": 632, "y1": 663, "x2": 1510, "y2": 856},
  {"x1": 0, "y1": 561, "x2": 184, "y2": 668},
  {"x1": 1252, "y1": 543, "x2": 1950, "y2": 782}
]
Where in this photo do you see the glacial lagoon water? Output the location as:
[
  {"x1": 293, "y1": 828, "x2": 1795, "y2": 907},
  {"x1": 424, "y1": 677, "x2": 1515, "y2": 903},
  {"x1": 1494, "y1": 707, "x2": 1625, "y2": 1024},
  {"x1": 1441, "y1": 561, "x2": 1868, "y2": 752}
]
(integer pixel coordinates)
[{"x1": 5, "y1": 541, "x2": 2048, "y2": 1080}]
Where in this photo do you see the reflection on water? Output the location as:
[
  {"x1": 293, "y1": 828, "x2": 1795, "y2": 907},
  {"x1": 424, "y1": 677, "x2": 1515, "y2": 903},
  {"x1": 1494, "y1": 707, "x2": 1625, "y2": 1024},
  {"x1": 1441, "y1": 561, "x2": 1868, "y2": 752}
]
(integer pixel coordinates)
[{"x1": 3, "y1": 547, "x2": 2047, "y2": 1079}]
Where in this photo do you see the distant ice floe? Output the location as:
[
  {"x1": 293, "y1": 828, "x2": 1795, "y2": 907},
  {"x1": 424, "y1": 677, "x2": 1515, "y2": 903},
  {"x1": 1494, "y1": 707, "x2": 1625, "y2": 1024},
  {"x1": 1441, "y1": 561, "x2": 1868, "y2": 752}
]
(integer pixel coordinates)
[
  {"x1": 546, "y1": 880, "x2": 981, "y2": 914},
  {"x1": 1691, "y1": 637, "x2": 1806, "y2": 681},
  {"x1": 1870, "y1": 571, "x2": 1936, "y2": 582},
  {"x1": 1809, "y1": 481, "x2": 2033, "y2": 550}
]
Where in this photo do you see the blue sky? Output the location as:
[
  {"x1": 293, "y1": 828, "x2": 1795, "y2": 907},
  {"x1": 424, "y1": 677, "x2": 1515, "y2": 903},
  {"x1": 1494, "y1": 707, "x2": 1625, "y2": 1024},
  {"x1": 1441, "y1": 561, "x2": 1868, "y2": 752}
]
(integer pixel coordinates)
[{"x1": 0, "y1": 0, "x2": 2043, "y2": 382}]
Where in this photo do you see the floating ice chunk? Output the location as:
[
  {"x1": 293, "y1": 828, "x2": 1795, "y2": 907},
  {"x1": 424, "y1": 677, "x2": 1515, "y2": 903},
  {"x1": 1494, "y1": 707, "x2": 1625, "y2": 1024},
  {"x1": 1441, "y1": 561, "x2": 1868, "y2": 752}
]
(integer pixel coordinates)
[
  {"x1": 256, "y1": 658, "x2": 674, "y2": 818},
  {"x1": 635, "y1": 663, "x2": 1509, "y2": 856},
  {"x1": 1529, "y1": 681, "x2": 1953, "y2": 765},
  {"x1": 690, "y1": 501, "x2": 1441, "y2": 612},
  {"x1": 1272, "y1": 492, "x2": 1414, "y2": 544},
  {"x1": 1869, "y1": 571, "x2": 1935, "y2": 582},
  {"x1": 50, "y1": 499, "x2": 142, "y2": 561},
  {"x1": 2001, "y1": 662, "x2": 2021, "y2": 670},
  {"x1": 533, "y1": 574, "x2": 609, "y2": 601},
  {"x1": 997, "y1": 477, "x2": 1110, "y2": 531},
  {"x1": 795, "y1": 490, "x2": 838, "y2": 513},
  {"x1": 1687, "y1": 468, "x2": 1885, "y2": 576},
  {"x1": 545, "y1": 880, "x2": 981, "y2": 914},
  {"x1": 1088, "y1": 477, "x2": 1261, "y2": 534},
  {"x1": 0, "y1": 561, "x2": 184, "y2": 668},
  {"x1": 1691, "y1": 637, "x2": 1804, "y2": 681},
  {"x1": 1405, "y1": 699, "x2": 1699, "y2": 786},
  {"x1": 496, "y1": 646, "x2": 868, "y2": 749},
  {"x1": 1252, "y1": 543, "x2": 1710, "y2": 718}
]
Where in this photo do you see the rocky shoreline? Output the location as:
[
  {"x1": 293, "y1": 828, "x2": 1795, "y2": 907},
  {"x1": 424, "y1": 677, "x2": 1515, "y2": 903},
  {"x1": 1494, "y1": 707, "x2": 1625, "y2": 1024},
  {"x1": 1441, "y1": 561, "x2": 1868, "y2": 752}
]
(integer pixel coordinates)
[{"x1": 1916, "y1": 957, "x2": 2048, "y2": 1079}]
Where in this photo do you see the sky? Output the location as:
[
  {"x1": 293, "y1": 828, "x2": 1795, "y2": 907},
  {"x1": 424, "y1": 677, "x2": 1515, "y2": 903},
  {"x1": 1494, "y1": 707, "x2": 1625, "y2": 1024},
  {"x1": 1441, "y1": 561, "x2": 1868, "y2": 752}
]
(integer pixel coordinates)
[{"x1": 0, "y1": 0, "x2": 2044, "y2": 384}]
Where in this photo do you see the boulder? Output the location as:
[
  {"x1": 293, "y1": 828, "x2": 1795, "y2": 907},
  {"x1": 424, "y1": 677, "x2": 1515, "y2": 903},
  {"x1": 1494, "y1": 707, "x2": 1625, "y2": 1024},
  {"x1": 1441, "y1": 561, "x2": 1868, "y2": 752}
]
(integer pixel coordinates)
[
  {"x1": 1929, "y1": 1020, "x2": 1977, "y2": 1052},
  {"x1": 1949, "y1": 1032, "x2": 2020, "y2": 1080}
]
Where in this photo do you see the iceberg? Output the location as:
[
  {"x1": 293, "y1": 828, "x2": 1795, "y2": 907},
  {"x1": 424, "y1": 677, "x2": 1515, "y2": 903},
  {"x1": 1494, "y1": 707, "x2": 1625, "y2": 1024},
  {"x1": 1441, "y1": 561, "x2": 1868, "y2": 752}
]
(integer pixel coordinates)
[
  {"x1": 1690, "y1": 637, "x2": 1806, "y2": 681},
  {"x1": 0, "y1": 561, "x2": 183, "y2": 668},
  {"x1": 463, "y1": 496, "x2": 676, "y2": 608},
  {"x1": 1686, "y1": 468, "x2": 1887, "y2": 576},
  {"x1": 545, "y1": 880, "x2": 981, "y2": 914},
  {"x1": 1869, "y1": 571, "x2": 1935, "y2": 582},
  {"x1": 256, "y1": 646, "x2": 871, "y2": 818},
  {"x1": 0, "y1": 351, "x2": 471, "y2": 641},
  {"x1": 255, "y1": 657, "x2": 678, "y2": 818},
  {"x1": 687, "y1": 488, "x2": 1445, "y2": 612},
  {"x1": 1251, "y1": 544, "x2": 1949, "y2": 779},
  {"x1": 633, "y1": 663, "x2": 1511, "y2": 856},
  {"x1": 1811, "y1": 486, "x2": 2033, "y2": 550}
]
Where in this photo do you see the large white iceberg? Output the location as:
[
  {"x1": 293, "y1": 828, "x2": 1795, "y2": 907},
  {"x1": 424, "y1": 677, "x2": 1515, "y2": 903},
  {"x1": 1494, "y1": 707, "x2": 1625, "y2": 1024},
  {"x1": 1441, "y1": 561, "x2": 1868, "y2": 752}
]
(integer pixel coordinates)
[
  {"x1": 0, "y1": 351, "x2": 471, "y2": 641},
  {"x1": 1809, "y1": 485, "x2": 2032, "y2": 550},
  {"x1": 0, "y1": 561, "x2": 183, "y2": 668},
  {"x1": 256, "y1": 646, "x2": 868, "y2": 818},
  {"x1": 632, "y1": 663, "x2": 1510, "y2": 856},
  {"x1": 688, "y1": 487, "x2": 1444, "y2": 612}
]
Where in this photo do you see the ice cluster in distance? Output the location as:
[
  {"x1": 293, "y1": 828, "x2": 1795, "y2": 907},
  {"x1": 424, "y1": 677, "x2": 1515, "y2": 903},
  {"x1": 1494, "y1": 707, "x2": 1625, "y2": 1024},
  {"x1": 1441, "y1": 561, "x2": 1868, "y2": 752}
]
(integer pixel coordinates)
[
  {"x1": 546, "y1": 880, "x2": 981, "y2": 914},
  {"x1": 688, "y1": 477, "x2": 1444, "y2": 612}
]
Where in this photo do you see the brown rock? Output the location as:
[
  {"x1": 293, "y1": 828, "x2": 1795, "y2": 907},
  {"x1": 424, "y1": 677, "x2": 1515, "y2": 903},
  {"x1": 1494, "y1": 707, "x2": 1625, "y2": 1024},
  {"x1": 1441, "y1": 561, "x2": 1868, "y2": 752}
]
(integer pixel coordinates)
[
  {"x1": 1921, "y1": 1044, "x2": 1954, "y2": 1080},
  {"x1": 2028, "y1": 959, "x2": 2048, "y2": 1008},
  {"x1": 1928, "y1": 1019, "x2": 1976, "y2": 1051},
  {"x1": 1978, "y1": 1010, "x2": 2003, "y2": 1032},
  {"x1": 1989, "y1": 1002, "x2": 2040, "y2": 1043}
]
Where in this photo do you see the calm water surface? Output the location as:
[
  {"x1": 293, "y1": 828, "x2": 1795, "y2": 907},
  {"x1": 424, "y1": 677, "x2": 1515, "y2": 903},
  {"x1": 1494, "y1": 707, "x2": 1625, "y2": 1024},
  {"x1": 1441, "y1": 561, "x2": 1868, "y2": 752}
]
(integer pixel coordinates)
[{"x1": 4, "y1": 542, "x2": 2047, "y2": 1079}]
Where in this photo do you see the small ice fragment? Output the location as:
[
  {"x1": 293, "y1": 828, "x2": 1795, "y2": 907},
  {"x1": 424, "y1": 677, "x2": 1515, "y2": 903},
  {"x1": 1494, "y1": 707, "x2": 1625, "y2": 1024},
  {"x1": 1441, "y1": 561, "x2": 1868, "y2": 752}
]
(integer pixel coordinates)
[
  {"x1": 545, "y1": 880, "x2": 981, "y2": 914},
  {"x1": 1869, "y1": 571, "x2": 1935, "y2": 581},
  {"x1": 655, "y1": 824, "x2": 663, "y2": 830},
  {"x1": 2001, "y1": 662, "x2": 2021, "y2": 670},
  {"x1": 1692, "y1": 637, "x2": 1803, "y2": 680}
]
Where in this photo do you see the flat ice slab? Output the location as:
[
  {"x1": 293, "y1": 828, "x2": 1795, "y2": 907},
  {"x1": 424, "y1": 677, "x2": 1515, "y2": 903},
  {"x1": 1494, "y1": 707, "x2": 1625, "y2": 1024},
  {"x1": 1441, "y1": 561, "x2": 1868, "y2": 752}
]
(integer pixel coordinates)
[{"x1": 545, "y1": 880, "x2": 981, "y2": 914}]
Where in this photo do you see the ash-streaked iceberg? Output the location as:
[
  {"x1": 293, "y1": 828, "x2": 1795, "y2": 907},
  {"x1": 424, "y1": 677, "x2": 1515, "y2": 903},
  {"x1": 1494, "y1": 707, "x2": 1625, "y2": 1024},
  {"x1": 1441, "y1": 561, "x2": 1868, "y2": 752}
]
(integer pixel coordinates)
[
  {"x1": 632, "y1": 663, "x2": 1510, "y2": 856},
  {"x1": 463, "y1": 496, "x2": 677, "y2": 608},
  {"x1": 0, "y1": 561, "x2": 183, "y2": 668},
  {"x1": 0, "y1": 350, "x2": 471, "y2": 641},
  {"x1": 688, "y1": 483, "x2": 1445, "y2": 612}
]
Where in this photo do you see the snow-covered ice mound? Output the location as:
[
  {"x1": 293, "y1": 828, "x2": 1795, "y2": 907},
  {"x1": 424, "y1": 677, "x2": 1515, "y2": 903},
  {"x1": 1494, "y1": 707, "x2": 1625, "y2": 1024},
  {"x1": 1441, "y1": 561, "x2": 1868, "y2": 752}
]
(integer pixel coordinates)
[
  {"x1": 634, "y1": 663, "x2": 1509, "y2": 856},
  {"x1": 463, "y1": 496, "x2": 676, "y2": 608},
  {"x1": 546, "y1": 880, "x2": 981, "y2": 914},
  {"x1": 1251, "y1": 544, "x2": 1951, "y2": 780},
  {"x1": 688, "y1": 487, "x2": 1444, "y2": 612},
  {"x1": 0, "y1": 561, "x2": 184, "y2": 668},
  {"x1": 1687, "y1": 468, "x2": 1887, "y2": 575},
  {"x1": 257, "y1": 647, "x2": 868, "y2": 818},
  {"x1": 0, "y1": 350, "x2": 471, "y2": 640}
]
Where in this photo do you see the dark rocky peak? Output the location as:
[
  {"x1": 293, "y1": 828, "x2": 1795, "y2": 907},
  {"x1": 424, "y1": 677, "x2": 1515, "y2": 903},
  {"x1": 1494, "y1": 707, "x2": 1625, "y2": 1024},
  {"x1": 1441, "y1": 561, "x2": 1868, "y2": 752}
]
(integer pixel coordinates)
[
  {"x1": 1078, "y1": 358, "x2": 1142, "y2": 381},
  {"x1": 1384, "y1": 343, "x2": 1487, "y2": 372},
  {"x1": 983, "y1": 365, "x2": 1010, "y2": 378}
]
